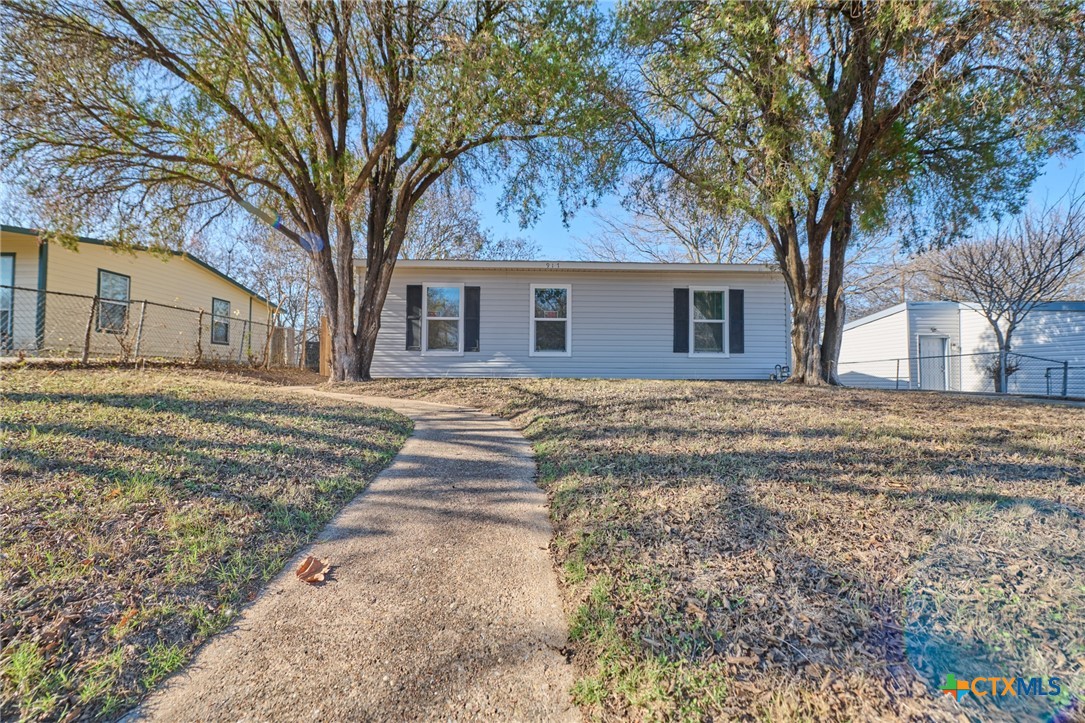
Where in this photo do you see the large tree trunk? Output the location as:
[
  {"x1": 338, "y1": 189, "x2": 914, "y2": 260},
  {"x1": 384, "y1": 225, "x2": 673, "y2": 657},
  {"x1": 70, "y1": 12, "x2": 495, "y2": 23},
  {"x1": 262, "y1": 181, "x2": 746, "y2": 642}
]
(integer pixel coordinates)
[
  {"x1": 356, "y1": 270, "x2": 386, "y2": 382},
  {"x1": 308, "y1": 220, "x2": 367, "y2": 383},
  {"x1": 775, "y1": 214, "x2": 832, "y2": 386},
  {"x1": 323, "y1": 277, "x2": 365, "y2": 382},
  {"x1": 820, "y1": 204, "x2": 852, "y2": 384},
  {"x1": 352, "y1": 179, "x2": 415, "y2": 381},
  {"x1": 317, "y1": 283, "x2": 365, "y2": 382},
  {"x1": 821, "y1": 294, "x2": 846, "y2": 384},
  {"x1": 358, "y1": 316, "x2": 380, "y2": 380},
  {"x1": 789, "y1": 291, "x2": 827, "y2": 384},
  {"x1": 332, "y1": 319, "x2": 362, "y2": 382}
]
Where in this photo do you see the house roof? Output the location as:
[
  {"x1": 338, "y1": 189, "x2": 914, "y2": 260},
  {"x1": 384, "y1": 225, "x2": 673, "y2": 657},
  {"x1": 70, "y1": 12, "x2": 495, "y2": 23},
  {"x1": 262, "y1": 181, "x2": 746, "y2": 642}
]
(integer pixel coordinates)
[
  {"x1": 844, "y1": 299, "x2": 1085, "y2": 331},
  {"x1": 843, "y1": 302, "x2": 910, "y2": 331},
  {"x1": 958, "y1": 300, "x2": 1085, "y2": 312},
  {"x1": 1, "y1": 224, "x2": 273, "y2": 307},
  {"x1": 359, "y1": 258, "x2": 780, "y2": 273}
]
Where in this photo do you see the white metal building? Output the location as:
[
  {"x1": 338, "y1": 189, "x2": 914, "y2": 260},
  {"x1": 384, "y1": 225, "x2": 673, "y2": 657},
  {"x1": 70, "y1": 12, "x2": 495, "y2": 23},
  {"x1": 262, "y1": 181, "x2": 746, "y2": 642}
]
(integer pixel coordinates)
[{"x1": 838, "y1": 301, "x2": 1085, "y2": 395}]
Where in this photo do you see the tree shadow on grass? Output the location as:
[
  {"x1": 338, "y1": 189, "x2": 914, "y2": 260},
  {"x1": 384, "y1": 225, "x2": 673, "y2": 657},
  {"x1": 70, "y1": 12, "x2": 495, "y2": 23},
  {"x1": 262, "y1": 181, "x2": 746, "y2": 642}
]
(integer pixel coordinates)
[
  {"x1": 470, "y1": 382, "x2": 1085, "y2": 719},
  {"x1": 0, "y1": 385, "x2": 415, "y2": 722},
  {"x1": 3, "y1": 390, "x2": 410, "y2": 449}
]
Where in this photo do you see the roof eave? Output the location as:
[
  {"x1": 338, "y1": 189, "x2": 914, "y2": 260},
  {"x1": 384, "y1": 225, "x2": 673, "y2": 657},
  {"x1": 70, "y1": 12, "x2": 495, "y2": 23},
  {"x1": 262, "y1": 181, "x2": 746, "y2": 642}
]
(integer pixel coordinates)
[
  {"x1": 1, "y1": 224, "x2": 275, "y2": 309},
  {"x1": 355, "y1": 258, "x2": 780, "y2": 273}
]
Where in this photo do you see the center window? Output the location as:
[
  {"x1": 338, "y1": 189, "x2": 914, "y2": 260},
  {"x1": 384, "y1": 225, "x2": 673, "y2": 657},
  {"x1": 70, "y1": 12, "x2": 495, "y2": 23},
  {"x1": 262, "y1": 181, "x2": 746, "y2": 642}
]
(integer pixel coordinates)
[
  {"x1": 531, "y1": 285, "x2": 570, "y2": 356},
  {"x1": 691, "y1": 288, "x2": 727, "y2": 355},
  {"x1": 424, "y1": 284, "x2": 462, "y2": 353}
]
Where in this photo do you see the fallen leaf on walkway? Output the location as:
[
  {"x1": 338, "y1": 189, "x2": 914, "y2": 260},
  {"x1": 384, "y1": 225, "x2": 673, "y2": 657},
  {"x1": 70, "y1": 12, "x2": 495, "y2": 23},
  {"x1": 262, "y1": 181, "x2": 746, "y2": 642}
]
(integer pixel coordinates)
[{"x1": 296, "y1": 556, "x2": 331, "y2": 584}]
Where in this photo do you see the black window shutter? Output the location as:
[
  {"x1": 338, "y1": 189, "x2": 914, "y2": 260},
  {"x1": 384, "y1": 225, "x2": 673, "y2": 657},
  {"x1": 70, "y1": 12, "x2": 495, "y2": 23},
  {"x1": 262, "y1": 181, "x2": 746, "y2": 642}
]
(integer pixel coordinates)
[
  {"x1": 673, "y1": 288, "x2": 689, "y2": 353},
  {"x1": 465, "y1": 286, "x2": 480, "y2": 352},
  {"x1": 729, "y1": 289, "x2": 744, "y2": 354},
  {"x1": 406, "y1": 285, "x2": 422, "y2": 351}
]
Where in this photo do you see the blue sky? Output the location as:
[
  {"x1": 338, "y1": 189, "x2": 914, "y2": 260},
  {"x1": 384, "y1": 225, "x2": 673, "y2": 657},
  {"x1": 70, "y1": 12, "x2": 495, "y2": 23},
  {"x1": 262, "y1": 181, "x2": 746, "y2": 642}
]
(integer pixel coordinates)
[
  {"x1": 476, "y1": 183, "x2": 618, "y2": 259},
  {"x1": 476, "y1": 148, "x2": 1085, "y2": 260},
  {"x1": 3, "y1": 141, "x2": 1080, "y2": 259}
]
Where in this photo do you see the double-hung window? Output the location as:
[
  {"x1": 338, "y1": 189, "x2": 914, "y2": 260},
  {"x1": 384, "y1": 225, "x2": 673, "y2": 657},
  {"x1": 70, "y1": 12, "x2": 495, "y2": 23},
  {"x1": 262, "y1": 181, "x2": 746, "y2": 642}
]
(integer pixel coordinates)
[
  {"x1": 97, "y1": 269, "x2": 130, "y2": 333},
  {"x1": 690, "y1": 287, "x2": 728, "y2": 356},
  {"x1": 530, "y1": 284, "x2": 571, "y2": 356},
  {"x1": 211, "y1": 298, "x2": 231, "y2": 345},
  {"x1": 423, "y1": 283, "x2": 463, "y2": 354}
]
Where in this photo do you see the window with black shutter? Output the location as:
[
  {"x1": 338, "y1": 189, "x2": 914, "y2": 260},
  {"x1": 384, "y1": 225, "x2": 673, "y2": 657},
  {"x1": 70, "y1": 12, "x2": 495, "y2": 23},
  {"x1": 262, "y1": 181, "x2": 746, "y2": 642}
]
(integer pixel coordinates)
[
  {"x1": 674, "y1": 287, "x2": 744, "y2": 355},
  {"x1": 405, "y1": 285, "x2": 422, "y2": 351},
  {"x1": 464, "y1": 286, "x2": 480, "y2": 352}
]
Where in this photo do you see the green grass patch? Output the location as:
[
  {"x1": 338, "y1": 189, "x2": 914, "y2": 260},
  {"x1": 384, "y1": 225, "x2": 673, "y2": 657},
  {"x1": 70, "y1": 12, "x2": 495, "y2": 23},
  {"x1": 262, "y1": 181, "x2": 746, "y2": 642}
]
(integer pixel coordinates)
[{"x1": 0, "y1": 368, "x2": 410, "y2": 721}]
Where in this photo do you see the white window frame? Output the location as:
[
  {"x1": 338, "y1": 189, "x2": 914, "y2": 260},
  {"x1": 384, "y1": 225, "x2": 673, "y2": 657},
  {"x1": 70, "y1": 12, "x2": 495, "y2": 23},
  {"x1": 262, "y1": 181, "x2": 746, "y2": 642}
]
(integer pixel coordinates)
[
  {"x1": 529, "y1": 283, "x2": 572, "y2": 357},
  {"x1": 96, "y1": 268, "x2": 131, "y2": 334},
  {"x1": 689, "y1": 286, "x2": 729, "y2": 357},
  {"x1": 211, "y1": 297, "x2": 231, "y2": 346},
  {"x1": 421, "y1": 282, "x2": 464, "y2": 356}
]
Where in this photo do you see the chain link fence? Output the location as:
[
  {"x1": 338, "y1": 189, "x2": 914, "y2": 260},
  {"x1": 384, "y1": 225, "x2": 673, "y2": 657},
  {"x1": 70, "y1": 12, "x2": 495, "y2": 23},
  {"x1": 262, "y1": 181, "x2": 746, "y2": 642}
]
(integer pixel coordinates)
[
  {"x1": 1, "y1": 285, "x2": 292, "y2": 367},
  {"x1": 838, "y1": 350, "x2": 1082, "y2": 399}
]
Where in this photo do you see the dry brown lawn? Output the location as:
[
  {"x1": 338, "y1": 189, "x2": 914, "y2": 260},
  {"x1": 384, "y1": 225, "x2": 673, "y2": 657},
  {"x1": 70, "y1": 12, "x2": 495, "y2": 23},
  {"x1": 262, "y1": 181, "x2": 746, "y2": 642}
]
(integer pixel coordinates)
[
  {"x1": 352, "y1": 379, "x2": 1085, "y2": 722},
  {"x1": 0, "y1": 368, "x2": 410, "y2": 721}
]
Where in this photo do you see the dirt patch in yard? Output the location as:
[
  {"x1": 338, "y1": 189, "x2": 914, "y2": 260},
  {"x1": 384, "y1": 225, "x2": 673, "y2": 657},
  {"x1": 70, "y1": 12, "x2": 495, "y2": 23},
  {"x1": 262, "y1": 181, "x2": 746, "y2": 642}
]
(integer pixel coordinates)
[
  {"x1": 0, "y1": 368, "x2": 409, "y2": 721},
  {"x1": 352, "y1": 379, "x2": 1085, "y2": 722}
]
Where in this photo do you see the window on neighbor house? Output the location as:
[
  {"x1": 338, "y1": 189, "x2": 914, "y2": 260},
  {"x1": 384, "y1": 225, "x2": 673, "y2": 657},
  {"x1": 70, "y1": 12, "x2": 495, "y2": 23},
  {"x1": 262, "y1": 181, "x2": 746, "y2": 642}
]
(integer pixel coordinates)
[
  {"x1": 0, "y1": 254, "x2": 13, "y2": 350},
  {"x1": 424, "y1": 284, "x2": 462, "y2": 353},
  {"x1": 97, "y1": 269, "x2": 130, "y2": 333},
  {"x1": 531, "y1": 285, "x2": 570, "y2": 355},
  {"x1": 211, "y1": 298, "x2": 231, "y2": 345},
  {"x1": 691, "y1": 288, "x2": 727, "y2": 354}
]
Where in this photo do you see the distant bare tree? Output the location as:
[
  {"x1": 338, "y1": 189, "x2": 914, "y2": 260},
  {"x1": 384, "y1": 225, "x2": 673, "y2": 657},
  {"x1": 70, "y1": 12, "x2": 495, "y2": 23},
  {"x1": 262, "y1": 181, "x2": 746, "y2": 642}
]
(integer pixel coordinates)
[
  {"x1": 921, "y1": 188, "x2": 1085, "y2": 391},
  {"x1": 843, "y1": 245, "x2": 919, "y2": 318},
  {"x1": 843, "y1": 232, "x2": 945, "y2": 319},
  {"x1": 399, "y1": 183, "x2": 487, "y2": 261},
  {"x1": 400, "y1": 181, "x2": 539, "y2": 261},
  {"x1": 578, "y1": 178, "x2": 771, "y2": 263},
  {"x1": 190, "y1": 230, "x2": 322, "y2": 366}
]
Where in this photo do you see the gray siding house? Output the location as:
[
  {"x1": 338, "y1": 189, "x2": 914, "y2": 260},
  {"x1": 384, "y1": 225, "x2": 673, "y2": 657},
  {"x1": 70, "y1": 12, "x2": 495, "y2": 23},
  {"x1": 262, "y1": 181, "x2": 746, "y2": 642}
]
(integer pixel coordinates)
[
  {"x1": 838, "y1": 300, "x2": 1085, "y2": 394},
  {"x1": 361, "y1": 260, "x2": 791, "y2": 379}
]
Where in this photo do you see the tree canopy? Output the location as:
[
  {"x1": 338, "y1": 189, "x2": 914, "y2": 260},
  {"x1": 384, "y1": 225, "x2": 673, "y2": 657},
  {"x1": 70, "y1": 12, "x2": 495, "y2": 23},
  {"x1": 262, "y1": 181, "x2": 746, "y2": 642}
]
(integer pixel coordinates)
[
  {"x1": 613, "y1": 0, "x2": 1085, "y2": 383},
  {"x1": 2, "y1": 0, "x2": 609, "y2": 379}
]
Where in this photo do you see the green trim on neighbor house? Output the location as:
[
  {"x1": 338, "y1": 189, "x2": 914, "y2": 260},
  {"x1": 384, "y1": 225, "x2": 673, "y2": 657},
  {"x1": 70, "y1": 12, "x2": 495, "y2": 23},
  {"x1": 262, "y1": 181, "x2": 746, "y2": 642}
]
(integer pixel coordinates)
[
  {"x1": 1, "y1": 224, "x2": 273, "y2": 308},
  {"x1": 36, "y1": 241, "x2": 48, "y2": 348}
]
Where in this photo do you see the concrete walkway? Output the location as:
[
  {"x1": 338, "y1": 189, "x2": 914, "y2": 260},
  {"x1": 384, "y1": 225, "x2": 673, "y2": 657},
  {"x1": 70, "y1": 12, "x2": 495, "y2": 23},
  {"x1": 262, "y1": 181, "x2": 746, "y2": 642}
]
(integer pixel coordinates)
[{"x1": 132, "y1": 388, "x2": 577, "y2": 722}]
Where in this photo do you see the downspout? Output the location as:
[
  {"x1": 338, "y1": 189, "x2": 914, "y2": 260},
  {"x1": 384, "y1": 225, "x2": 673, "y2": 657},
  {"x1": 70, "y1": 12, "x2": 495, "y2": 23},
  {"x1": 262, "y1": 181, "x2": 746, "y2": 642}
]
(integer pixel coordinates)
[
  {"x1": 957, "y1": 304, "x2": 963, "y2": 391},
  {"x1": 907, "y1": 303, "x2": 915, "y2": 389},
  {"x1": 35, "y1": 240, "x2": 48, "y2": 349},
  {"x1": 247, "y1": 296, "x2": 253, "y2": 356}
]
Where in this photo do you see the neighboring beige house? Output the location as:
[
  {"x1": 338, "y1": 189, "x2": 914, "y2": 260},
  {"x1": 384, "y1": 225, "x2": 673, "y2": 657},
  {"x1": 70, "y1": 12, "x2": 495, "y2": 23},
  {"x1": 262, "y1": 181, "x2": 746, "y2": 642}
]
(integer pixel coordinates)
[{"x1": 0, "y1": 225, "x2": 276, "y2": 361}]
